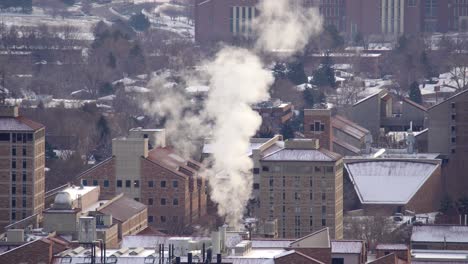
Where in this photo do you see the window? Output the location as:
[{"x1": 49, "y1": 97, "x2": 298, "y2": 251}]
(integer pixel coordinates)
[
  {"x1": 148, "y1": 216, "x2": 153, "y2": 223},
  {"x1": 93, "y1": 180, "x2": 98, "y2": 186},
  {"x1": 322, "y1": 205, "x2": 326, "y2": 214},
  {"x1": 117, "y1": 180, "x2": 122, "y2": 187},
  {"x1": 27, "y1": 133, "x2": 33, "y2": 141},
  {"x1": 294, "y1": 192, "x2": 301, "y2": 200},
  {"x1": 173, "y1": 198, "x2": 179, "y2": 206},
  {"x1": 82, "y1": 179, "x2": 88, "y2": 186},
  {"x1": 172, "y1": 180, "x2": 178, "y2": 188},
  {"x1": 125, "y1": 180, "x2": 131, "y2": 188},
  {"x1": 11, "y1": 212, "x2": 16, "y2": 220},
  {"x1": 104, "y1": 180, "x2": 109, "y2": 188},
  {"x1": 322, "y1": 218, "x2": 327, "y2": 226},
  {"x1": 11, "y1": 199, "x2": 16, "y2": 207},
  {"x1": 262, "y1": 166, "x2": 269, "y2": 172},
  {"x1": 134, "y1": 180, "x2": 140, "y2": 188},
  {"x1": 22, "y1": 148, "x2": 26, "y2": 156},
  {"x1": 22, "y1": 185, "x2": 26, "y2": 194},
  {"x1": 253, "y1": 183, "x2": 260, "y2": 190},
  {"x1": 22, "y1": 198, "x2": 26, "y2": 207},
  {"x1": 332, "y1": 258, "x2": 345, "y2": 264},
  {"x1": 160, "y1": 216, "x2": 166, "y2": 222},
  {"x1": 253, "y1": 168, "x2": 260, "y2": 174},
  {"x1": 269, "y1": 178, "x2": 274, "y2": 187},
  {"x1": 326, "y1": 167, "x2": 334, "y2": 173},
  {"x1": 452, "y1": 137, "x2": 456, "y2": 143},
  {"x1": 22, "y1": 172, "x2": 26, "y2": 181},
  {"x1": 322, "y1": 193, "x2": 326, "y2": 201},
  {"x1": 12, "y1": 172, "x2": 16, "y2": 182},
  {"x1": 12, "y1": 147, "x2": 16, "y2": 156},
  {"x1": 172, "y1": 216, "x2": 178, "y2": 223},
  {"x1": 148, "y1": 198, "x2": 153, "y2": 205},
  {"x1": 315, "y1": 166, "x2": 321, "y2": 172},
  {"x1": 22, "y1": 160, "x2": 26, "y2": 169},
  {"x1": 17, "y1": 133, "x2": 22, "y2": 142},
  {"x1": 160, "y1": 181, "x2": 166, "y2": 188},
  {"x1": 148, "y1": 181, "x2": 154, "y2": 188},
  {"x1": 0, "y1": 133, "x2": 10, "y2": 141},
  {"x1": 22, "y1": 212, "x2": 26, "y2": 219},
  {"x1": 161, "y1": 198, "x2": 166, "y2": 205},
  {"x1": 12, "y1": 160, "x2": 16, "y2": 169},
  {"x1": 283, "y1": 192, "x2": 286, "y2": 200},
  {"x1": 134, "y1": 198, "x2": 139, "y2": 202},
  {"x1": 310, "y1": 216, "x2": 313, "y2": 226}
]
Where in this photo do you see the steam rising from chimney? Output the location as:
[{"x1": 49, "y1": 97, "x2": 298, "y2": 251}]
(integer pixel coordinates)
[{"x1": 143, "y1": 0, "x2": 322, "y2": 227}]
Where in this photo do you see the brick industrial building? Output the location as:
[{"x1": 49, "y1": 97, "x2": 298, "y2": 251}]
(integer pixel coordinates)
[
  {"x1": 78, "y1": 128, "x2": 207, "y2": 233},
  {"x1": 195, "y1": 0, "x2": 468, "y2": 44},
  {"x1": 0, "y1": 106, "x2": 45, "y2": 230},
  {"x1": 258, "y1": 138, "x2": 344, "y2": 239}
]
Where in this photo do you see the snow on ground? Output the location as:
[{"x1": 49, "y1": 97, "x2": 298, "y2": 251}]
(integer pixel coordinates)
[
  {"x1": 0, "y1": 12, "x2": 99, "y2": 40},
  {"x1": 420, "y1": 70, "x2": 465, "y2": 96},
  {"x1": 186, "y1": 85, "x2": 209, "y2": 94},
  {"x1": 143, "y1": 8, "x2": 194, "y2": 39}
]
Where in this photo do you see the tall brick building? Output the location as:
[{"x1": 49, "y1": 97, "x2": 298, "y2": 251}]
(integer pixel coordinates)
[
  {"x1": 78, "y1": 130, "x2": 207, "y2": 233},
  {"x1": 0, "y1": 106, "x2": 45, "y2": 230},
  {"x1": 259, "y1": 139, "x2": 343, "y2": 239}
]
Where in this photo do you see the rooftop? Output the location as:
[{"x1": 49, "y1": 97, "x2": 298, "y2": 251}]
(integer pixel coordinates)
[
  {"x1": 262, "y1": 148, "x2": 341, "y2": 162},
  {"x1": 332, "y1": 115, "x2": 370, "y2": 140},
  {"x1": 376, "y1": 244, "x2": 408, "y2": 250},
  {"x1": 331, "y1": 240, "x2": 363, "y2": 254},
  {"x1": 411, "y1": 225, "x2": 468, "y2": 243},
  {"x1": 0, "y1": 116, "x2": 44, "y2": 131},
  {"x1": 345, "y1": 160, "x2": 439, "y2": 204},
  {"x1": 97, "y1": 195, "x2": 146, "y2": 222},
  {"x1": 146, "y1": 147, "x2": 202, "y2": 178}
]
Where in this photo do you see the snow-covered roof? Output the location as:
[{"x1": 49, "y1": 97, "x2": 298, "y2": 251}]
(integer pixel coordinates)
[
  {"x1": 376, "y1": 244, "x2": 408, "y2": 250},
  {"x1": 186, "y1": 85, "x2": 210, "y2": 93},
  {"x1": 331, "y1": 241, "x2": 363, "y2": 254},
  {"x1": 411, "y1": 249, "x2": 468, "y2": 262},
  {"x1": 262, "y1": 148, "x2": 340, "y2": 162},
  {"x1": 125, "y1": 86, "x2": 150, "y2": 93},
  {"x1": 412, "y1": 226, "x2": 468, "y2": 243},
  {"x1": 345, "y1": 161, "x2": 439, "y2": 204},
  {"x1": 251, "y1": 240, "x2": 294, "y2": 248}
]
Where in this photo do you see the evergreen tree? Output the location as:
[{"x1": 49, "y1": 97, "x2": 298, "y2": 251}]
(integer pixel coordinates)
[
  {"x1": 420, "y1": 51, "x2": 435, "y2": 78},
  {"x1": 409, "y1": 81, "x2": 422, "y2": 104},
  {"x1": 281, "y1": 122, "x2": 295, "y2": 140},
  {"x1": 272, "y1": 62, "x2": 287, "y2": 79},
  {"x1": 324, "y1": 25, "x2": 344, "y2": 49},
  {"x1": 107, "y1": 52, "x2": 117, "y2": 69},
  {"x1": 129, "y1": 12, "x2": 150, "y2": 32},
  {"x1": 287, "y1": 60, "x2": 308, "y2": 85},
  {"x1": 303, "y1": 88, "x2": 314, "y2": 108},
  {"x1": 96, "y1": 116, "x2": 110, "y2": 142},
  {"x1": 312, "y1": 53, "x2": 336, "y2": 88}
]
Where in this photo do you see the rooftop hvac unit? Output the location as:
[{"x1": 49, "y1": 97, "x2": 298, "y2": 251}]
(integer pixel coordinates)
[
  {"x1": 263, "y1": 219, "x2": 278, "y2": 236},
  {"x1": 78, "y1": 217, "x2": 96, "y2": 243}
]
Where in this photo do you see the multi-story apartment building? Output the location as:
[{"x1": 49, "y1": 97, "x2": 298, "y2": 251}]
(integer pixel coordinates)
[
  {"x1": 0, "y1": 106, "x2": 45, "y2": 229},
  {"x1": 258, "y1": 138, "x2": 343, "y2": 239},
  {"x1": 78, "y1": 129, "x2": 207, "y2": 233}
]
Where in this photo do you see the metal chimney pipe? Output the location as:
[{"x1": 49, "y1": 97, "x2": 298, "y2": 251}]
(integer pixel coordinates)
[
  {"x1": 216, "y1": 253, "x2": 222, "y2": 264},
  {"x1": 188, "y1": 253, "x2": 193, "y2": 264},
  {"x1": 207, "y1": 249, "x2": 212, "y2": 263},
  {"x1": 172, "y1": 244, "x2": 175, "y2": 259},
  {"x1": 202, "y1": 243, "x2": 206, "y2": 262},
  {"x1": 159, "y1": 244, "x2": 162, "y2": 264}
]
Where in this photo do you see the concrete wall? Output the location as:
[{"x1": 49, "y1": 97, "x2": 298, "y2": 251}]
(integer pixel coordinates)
[
  {"x1": 351, "y1": 95, "x2": 381, "y2": 138},
  {"x1": 43, "y1": 211, "x2": 78, "y2": 236}
]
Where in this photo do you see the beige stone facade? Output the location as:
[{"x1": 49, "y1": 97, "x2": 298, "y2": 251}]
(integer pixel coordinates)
[{"x1": 0, "y1": 106, "x2": 45, "y2": 230}]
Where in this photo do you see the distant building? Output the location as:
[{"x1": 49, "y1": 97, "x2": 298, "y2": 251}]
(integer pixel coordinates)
[
  {"x1": 304, "y1": 109, "x2": 372, "y2": 156},
  {"x1": 0, "y1": 106, "x2": 45, "y2": 230},
  {"x1": 258, "y1": 139, "x2": 344, "y2": 239},
  {"x1": 0, "y1": 236, "x2": 69, "y2": 264},
  {"x1": 78, "y1": 129, "x2": 207, "y2": 233},
  {"x1": 375, "y1": 244, "x2": 410, "y2": 262},
  {"x1": 253, "y1": 101, "x2": 294, "y2": 135},
  {"x1": 426, "y1": 90, "x2": 468, "y2": 198},
  {"x1": 346, "y1": 90, "x2": 426, "y2": 139},
  {"x1": 42, "y1": 185, "x2": 147, "y2": 248},
  {"x1": 411, "y1": 225, "x2": 468, "y2": 250}
]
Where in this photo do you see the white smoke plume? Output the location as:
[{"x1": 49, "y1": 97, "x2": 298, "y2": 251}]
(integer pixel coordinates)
[
  {"x1": 143, "y1": 0, "x2": 323, "y2": 228},
  {"x1": 203, "y1": 47, "x2": 273, "y2": 227},
  {"x1": 254, "y1": 0, "x2": 323, "y2": 53}
]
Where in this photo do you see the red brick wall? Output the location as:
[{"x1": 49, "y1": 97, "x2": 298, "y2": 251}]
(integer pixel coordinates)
[
  {"x1": 304, "y1": 111, "x2": 332, "y2": 151},
  {"x1": 407, "y1": 165, "x2": 442, "y2": 213},
  {"x1": 370, "y1": 253, "x2": 397, "y2": 264},
  {"x1": 291, "y1": 248, "x2": 332, "y2": 264},
  {"x1": 376, "y1": 249, "x2": 409, "y2": 262},
  {"x1": 275, "y1": 252, "x2": 323, "y2": 264},
  {"x1": 78, "y1": 158, "x2": 116, "y2": 200}
]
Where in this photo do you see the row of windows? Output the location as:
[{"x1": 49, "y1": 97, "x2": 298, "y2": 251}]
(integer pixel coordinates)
[
  {"x1": 11, "y1": 211, "x2": 28, "y2": 221},
  {"x1": 0, "y1": 133, "x2": 33, "y2": 143},
  {"x1": 148, "y1": 215, "x2": 178, "y2": 223},
  {"x1": 12, "y1": 147, "x2": 28, "y2": 156},
  {"x1": 11, "y1": 159, "x2": 28, "y2": 169},
  {"x1": 12, "y1": 171, "x2": 28, "y2": 182},
  {"x1": 148, "y1": 198, "x2": 179, "y2": 206},
  {"x1": 82, "y1": 179, "x2": 179, "y2": 189},
  {"x1": 11, "y1": 197, "x2": 27, "y2": 208},
  {"x1": 11, "y1": 185, "x2": 27, "y2": 195},
  {"x1": 259, "y1": 165, "x2": 334, "y2": 173}
]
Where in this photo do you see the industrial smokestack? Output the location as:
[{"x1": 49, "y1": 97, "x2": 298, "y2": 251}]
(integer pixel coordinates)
[
  {"x1": 202, "y1": 243, "x2": 206, "y2": 262},
  {"x1": 216, "y1": 254, "x2": 222, "y2": 264}
]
